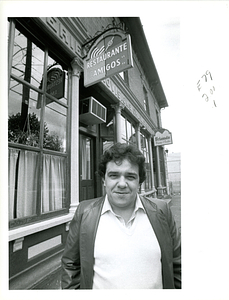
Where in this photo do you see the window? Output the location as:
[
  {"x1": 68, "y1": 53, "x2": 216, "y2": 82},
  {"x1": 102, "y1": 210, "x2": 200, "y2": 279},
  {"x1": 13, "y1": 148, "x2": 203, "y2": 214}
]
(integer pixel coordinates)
[
  {"x1": 156, "y1": 109, "x2": 161, "y2": 128},
  {"x1": 119, "y1": 71, "x2": 129, "y2": 85},
  {"x1": 140, "y1": 133, "x2": 152, "y2": 191},
  {"x1": 120, "y1": 115, "x2": 137, "y2": 146},
  {"x1": 143, "y1": 86, "x2": 149, "y2": 115},
  {"x1": 8, "y1": 20, "x2": 69, "y2": 227}
]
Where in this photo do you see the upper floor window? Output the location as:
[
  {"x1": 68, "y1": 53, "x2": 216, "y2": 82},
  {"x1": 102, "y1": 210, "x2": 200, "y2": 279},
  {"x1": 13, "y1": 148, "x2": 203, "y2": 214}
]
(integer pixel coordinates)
[
  {"x1": 119, "y1": 71, "x2": 129, "y2": 85},
  {"x1": 143, "y1": 86, "x2": 150, "y2": 115},
  {"x1": 156, "y1": 109, "x2": 161, "y2": 128},
  {"x1": 8, "y1": 19, "x2": 69, "y2": 228}
]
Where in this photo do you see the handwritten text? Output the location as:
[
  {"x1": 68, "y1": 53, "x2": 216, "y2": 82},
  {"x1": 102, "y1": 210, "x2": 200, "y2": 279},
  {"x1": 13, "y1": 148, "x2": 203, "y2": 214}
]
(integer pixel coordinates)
[{"x1": 197, "y1": 70, "x2": 217, "y2": 107}]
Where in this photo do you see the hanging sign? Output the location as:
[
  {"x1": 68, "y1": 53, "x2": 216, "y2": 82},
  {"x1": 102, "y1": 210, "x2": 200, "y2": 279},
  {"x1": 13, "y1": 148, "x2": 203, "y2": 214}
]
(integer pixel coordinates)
[
  {"x1": 84, "y1": 32, "x2": 133, "y2": 87},
  {"x1": 154, "y1": 129, "x2": 173, "y2": 146},
  {"x1": 46, "y1": 67, "x2": 65, "y2": 99},
  {"x1": 36, "y1": 67, "x2": 65, "y2": 109}
]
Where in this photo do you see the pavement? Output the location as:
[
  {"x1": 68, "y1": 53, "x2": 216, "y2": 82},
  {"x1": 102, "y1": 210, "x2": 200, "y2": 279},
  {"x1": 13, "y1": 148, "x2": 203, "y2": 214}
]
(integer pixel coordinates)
[
  {"x1": 35, "y1": 194, "x2": 181, "y2": 290},
  {"x1": 35, "y1": 267, "x2": 62, "y2": 290}
]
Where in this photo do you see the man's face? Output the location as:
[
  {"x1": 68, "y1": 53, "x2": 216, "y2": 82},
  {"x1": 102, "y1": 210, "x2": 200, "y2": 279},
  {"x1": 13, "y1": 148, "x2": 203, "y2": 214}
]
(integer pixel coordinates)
[{"x1": 104, "y1": 158, "x2": 140, "y2": 212}]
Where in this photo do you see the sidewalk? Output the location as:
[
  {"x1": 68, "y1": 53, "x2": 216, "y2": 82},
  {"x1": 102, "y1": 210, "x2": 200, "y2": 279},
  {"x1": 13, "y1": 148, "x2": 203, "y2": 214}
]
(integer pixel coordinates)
[{"x1": 35, "y1": 267, "x2": 62, "y2": 289}]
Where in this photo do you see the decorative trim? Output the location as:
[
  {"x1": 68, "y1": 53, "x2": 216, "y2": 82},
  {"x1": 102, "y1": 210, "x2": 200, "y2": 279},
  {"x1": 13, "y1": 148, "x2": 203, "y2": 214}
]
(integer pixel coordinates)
[
  {"x1": 71, "y1": 57, "x2": 83, "y2": 76},
  {"x1": 59, "y1": 17, "x2": 88, "y2": 45},
  {"x1": 111, "y1": 103, "x2": 125, "y2": 113}
]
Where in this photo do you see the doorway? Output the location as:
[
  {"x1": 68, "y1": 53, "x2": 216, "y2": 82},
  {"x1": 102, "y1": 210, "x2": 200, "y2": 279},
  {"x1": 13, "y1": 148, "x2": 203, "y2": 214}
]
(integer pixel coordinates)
[{"x1": 79, "y1": 134, "x2": 95, "y2": 202}]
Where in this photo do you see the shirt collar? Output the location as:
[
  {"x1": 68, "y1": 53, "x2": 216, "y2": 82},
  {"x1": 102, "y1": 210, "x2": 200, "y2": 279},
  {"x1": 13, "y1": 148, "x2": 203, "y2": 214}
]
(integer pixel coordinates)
[{"x1": 101, "y1": 194, "x2": 145, "y2": 215}]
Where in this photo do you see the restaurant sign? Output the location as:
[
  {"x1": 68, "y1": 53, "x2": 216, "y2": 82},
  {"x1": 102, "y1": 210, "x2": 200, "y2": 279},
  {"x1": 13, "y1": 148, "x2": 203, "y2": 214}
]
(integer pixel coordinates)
[
  {"x1": 154, "y1": 129, "x2": 173, "y2": 146},
  {"x1": 84, "y1": 32, "x2": 133, "y2": 87}
]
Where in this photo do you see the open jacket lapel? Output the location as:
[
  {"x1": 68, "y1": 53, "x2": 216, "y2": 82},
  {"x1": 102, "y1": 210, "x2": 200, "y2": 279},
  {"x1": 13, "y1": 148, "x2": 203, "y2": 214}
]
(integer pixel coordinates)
[
  {"x1": 80, "y1": 197, "x2": 105, "y2": 288},
  {"x1": 140, "y1": 196, "x2": 175, "y2": 288}
]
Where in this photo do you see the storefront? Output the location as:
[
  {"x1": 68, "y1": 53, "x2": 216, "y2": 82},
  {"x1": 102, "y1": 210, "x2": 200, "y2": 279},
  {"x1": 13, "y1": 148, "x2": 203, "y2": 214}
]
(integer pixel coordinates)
[{"x1": 8, "y1": 17, "x2": 171, "y2": 289}]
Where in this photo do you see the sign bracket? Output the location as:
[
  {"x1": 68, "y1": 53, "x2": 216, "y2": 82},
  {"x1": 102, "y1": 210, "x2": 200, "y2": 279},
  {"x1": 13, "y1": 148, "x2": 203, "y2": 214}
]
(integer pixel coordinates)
[{"x1": 82, "y1": 21, "x2": 128, "y2": 56}]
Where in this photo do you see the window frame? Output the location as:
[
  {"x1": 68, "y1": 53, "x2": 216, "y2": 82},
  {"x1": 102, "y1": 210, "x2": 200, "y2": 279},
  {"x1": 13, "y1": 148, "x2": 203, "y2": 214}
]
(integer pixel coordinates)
[
  {"x1": 119, "y1": 70, "x2": 129, "y2": 85},
  {"x1": 143, "y1": 86, "x2": 150, "y2": 115},
  {"x1": 8, "y1": 18, "x2": 70, "y2": 228}
]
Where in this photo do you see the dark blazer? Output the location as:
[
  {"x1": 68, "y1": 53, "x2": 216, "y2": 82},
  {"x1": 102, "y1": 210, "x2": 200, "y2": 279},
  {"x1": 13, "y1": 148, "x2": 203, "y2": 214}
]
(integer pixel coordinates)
[{"x1": 61, "y1": 195, "x2": 181, "y2": 289}]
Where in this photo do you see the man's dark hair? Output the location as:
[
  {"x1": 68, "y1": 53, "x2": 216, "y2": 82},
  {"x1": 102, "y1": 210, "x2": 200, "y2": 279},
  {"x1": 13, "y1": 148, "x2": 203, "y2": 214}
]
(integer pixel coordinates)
[{"x1": 98, "y1": 143, "x2": 146, "y2": 184}]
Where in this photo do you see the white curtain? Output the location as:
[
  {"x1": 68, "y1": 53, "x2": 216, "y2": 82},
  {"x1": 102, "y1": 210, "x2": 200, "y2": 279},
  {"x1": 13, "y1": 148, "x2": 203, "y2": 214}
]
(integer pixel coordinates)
[
  {"x1": 8, "y1": 148, "x2": 19, "y2": 220},
  {"x1": 8, "y1": 148, "x2": 66, "y2": 219},
  {"x1": 17, "y1": 150, "x2": 39, "y2": 218},
  {"x1": 42, "y1": 154, "x2": 66, "y2": 213},
  {"x1": 81, "y1": 137, "x2": 91, "y2": 180},
  {"x1": 81, "y1": 137, "x2": 86, "y2": 180},
  {"x1": 8, "y1": 148, "x2": 39, "y2": 220}
]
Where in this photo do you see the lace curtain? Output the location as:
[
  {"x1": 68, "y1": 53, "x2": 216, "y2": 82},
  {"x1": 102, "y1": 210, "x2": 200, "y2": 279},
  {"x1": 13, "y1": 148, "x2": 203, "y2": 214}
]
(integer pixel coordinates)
[
  {"x1": 8, "y1": 148, "x2": 66, "y2": 220},
  {"x1": 42, "y1": 154, "x2": 66, "y2": 213}
]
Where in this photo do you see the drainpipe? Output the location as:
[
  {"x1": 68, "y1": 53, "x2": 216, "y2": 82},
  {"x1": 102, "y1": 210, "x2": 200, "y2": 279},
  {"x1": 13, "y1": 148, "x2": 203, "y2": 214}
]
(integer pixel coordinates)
[
  {"x1": 163, "y1": 147, "x2": 170, "y2": 196},
  {"x1": 156, "y1": 145, "x2": 163, "y2": 198}
]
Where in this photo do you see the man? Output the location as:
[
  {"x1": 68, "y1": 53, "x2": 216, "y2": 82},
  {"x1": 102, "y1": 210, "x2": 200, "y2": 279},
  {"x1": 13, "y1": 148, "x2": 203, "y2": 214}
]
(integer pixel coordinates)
[{"x1": 61, "y1": 143, "x2": 181, "y2": 289}]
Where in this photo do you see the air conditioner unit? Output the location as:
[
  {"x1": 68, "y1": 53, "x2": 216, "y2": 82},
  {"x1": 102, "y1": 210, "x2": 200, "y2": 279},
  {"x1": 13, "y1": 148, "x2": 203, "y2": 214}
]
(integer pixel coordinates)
[{"x1": 79, "y1": 97, "x2": 107, "y2": 125}]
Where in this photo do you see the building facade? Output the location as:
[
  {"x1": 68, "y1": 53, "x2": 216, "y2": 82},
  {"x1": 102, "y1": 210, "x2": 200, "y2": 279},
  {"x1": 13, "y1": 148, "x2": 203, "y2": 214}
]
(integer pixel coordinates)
[
  {"x1": 8, "y1": 17, "x2": 171, "y2": 289},
  {"x1": 166, "y1": 152, "x2": 181, "y2": 195}
]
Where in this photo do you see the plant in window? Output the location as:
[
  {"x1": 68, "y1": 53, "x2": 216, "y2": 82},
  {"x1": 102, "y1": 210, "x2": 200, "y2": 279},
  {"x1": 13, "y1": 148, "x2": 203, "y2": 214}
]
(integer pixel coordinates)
[
  {"x1": 43, "y1": 133, "x2": 63, "y2": 151},
  {"x1": 8, "y1": 112, "x2": 62, "y2": 151},
  {"x1": 8, "y1": 112, "x2": 43, "y2": 146}
]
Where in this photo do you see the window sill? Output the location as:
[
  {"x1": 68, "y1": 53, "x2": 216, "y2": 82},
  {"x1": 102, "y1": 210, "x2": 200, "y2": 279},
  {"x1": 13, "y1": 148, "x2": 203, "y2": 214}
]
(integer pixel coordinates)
[{"x1": 9, "y1": 213, "x2": 74, "y2": 242}]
